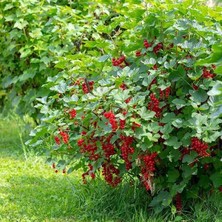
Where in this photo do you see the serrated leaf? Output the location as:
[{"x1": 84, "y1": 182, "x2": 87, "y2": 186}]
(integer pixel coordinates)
[
  {"x1": 190, "y1": 89, "x2": 208, "y2": 103},
  {"x1": 172, "y1": 99, "x2": 187, "y2": 109},
  {"x1": 210, "y1": 172, "x2": 222, "y2": 188},
  {"x1": 98, "y1": 54, "x2": 111, "y2": 62},
  {"x1": 164, "y1": 136, "x2": 182, "y2": 149}
]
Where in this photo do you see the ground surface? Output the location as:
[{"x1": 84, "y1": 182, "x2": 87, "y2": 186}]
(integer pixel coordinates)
[{"x1": 0, "y1": 117, "x2": 221, "y2": 222}]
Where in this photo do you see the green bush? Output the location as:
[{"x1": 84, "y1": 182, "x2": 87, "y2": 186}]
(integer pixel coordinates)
[{"x1": 28, "y1": 0, "x2": 222, "y2": 213}]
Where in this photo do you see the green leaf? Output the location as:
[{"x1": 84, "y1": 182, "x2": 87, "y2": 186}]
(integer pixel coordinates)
[
  {"x1": 138, "y1": 107, "x2": 155, "y2": 120},
  {"x1": 208, "y1": 81, "x2": 222, "y2": 96},
  {"x1": 172, "y1": 99, "x2": 187, "y2": 109},
  {"x1": 189, "y1": 89, "x2": 208, "y2": 103},
  {"x1": 164, "y1": 136, "x2": 182, "y2": 149},
  {"x1": 167, "y1": 169, "x2": 180, "y2": 183},
  {"x1": 50, "y1": 82, "x2": 67, "y2": 94},
  {"x1": 182, "y1": 164, "x2": 197, "y2": 178},
  {"x1": 142, "y1": 74, "x2": 156, "y2": 87},
  {"x1": 14, "y1": 19, "x2": 28, "y2": 29},
  {"x1": 210, "y1": 172, "x2": 222, "y2": 188},
  {"x1": 162, "y1": 113, "x2": 176, "y2": 123},
  {"x1": 98, "y1": 54, "x2": 111, "y2": 62},
  {"x1": 19, "y1": 70, "x2": 36, "y2": 82},
  {"x1": 149, "y1": 191, "x2": 172, "y2": 207},
  {"x1": 67, "y1": 167, "x2": 75, "y2": 174},
  {"x1": 215, "y1": 66, "x2": 222, "y2": 75},
  {"x1": 182, "y1": 152, "x2": 198, "y2": 164}
]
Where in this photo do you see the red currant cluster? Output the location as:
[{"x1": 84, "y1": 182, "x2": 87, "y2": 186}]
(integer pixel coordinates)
[
  {"x1": 125, "y1": 97, "x2": 132, "y2": 104},
  {"x1": 81, "y1": 131, "x2": 87, "y2": 136},
  {"x1": 77, "y1": 138, "x2": 84, "y2": 146},
  {"x1": 120, "y1": 135, "x2": 134, "y2": 170},
  {"x1": 191, "y1": 137, "x2": 209, "y2": 157},
  {"x1": 140, "y1": 152, "x2": 157, "y2": 190},
  {"x1": 143, "y1": 39, "x2": 152, "y2": 48},
  {"x1": 159, "y1": 87, "x2": 171, "y2": 100},
  {"x1": 148, "y1": 93, "x2": 162, "y2": 117},
  {"x1": 153, "y1": 42, "x2": 163, "y2": 54},
  {"x1": 59, "y1": 131, "x2": 69, "y2": 144},
  {"x1": 78, "y1": 139, "x2": 100, "y2": 161},
  {"x1": 202, "y1": 67, "x2": 214, "y2": 79},
  {"x1": 119, "y1": 119, "x2": 126, "y2": 130},
  {"x1": 82, "y1": 164, "x2": 95, "y2": 184},
  {"x1": 153, "y1": 64, "x2": 158, "y2": 70},
  {"x1": 102, "y1": 162, "x2": 121, "y2": 187},
  {"x1": 135, "y1": 50, "x2": 142, "y2": 57},
  {"x1": 104, "y1": 111, "x2": 118, "y2": 132},
  {"x1": 120, "y1": 83, "x2": 127, "y2": 90},
  {"x1": 112, "y1": 55, "x2": 126, "y2": 67},
  {"x1": 82, "y1": 81, "x2": 94, "y2": 94},
  {"x1": 192, "y1": 84, "x2": 199, "y2": 90},
  {"x1": 69, "y1": 109, "x2": 76, "y2": 119},
  {"x1": 175, "y1": 193, "x2": 182, "y2": 212},
  {"x1": 102, "y1": 135, "x2": 116, "y2": 159},
  {"x1": 54, "y1": 136, "x2": 60, "y2": 145}
]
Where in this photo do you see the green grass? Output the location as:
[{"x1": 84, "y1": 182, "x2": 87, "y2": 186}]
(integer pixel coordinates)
[{"x1": 0, "y1": 116, "x2": 222, "y2": 222}]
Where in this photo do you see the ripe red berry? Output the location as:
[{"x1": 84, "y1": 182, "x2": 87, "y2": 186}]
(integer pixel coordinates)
[
  {"x1": 192, "y1": 84, "x2": 198, "y2": 90},
  {"x1": 120, "y1": 83, "x2": 127, "y2": 90},
  {"x1": 54, "y1": 136, "x2": 60, "y2": 145},
  {"x1": 202, "y1": 67, "x2": 215, "y2": 79},
  {"x1": 144, "y1": 39, "x2": 152, "y2": 48},
  {"x1": 153, "y1": 42, "x2": 163, "y2": 54},
  {"x1": 112, "y1": 55, "x2": 126, "y2": 67},
  {"x1": 136, "y1": 50, "x2": 142, "y2": 57},
  {"x1": 59, "y1": 131, "x2": 69, "y2": 144},
  {"x1": 69, "y1": 109, "x2": 77, "y2": 119}
]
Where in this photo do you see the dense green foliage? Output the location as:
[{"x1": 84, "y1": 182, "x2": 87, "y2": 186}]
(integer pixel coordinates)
[
  {"x1": 0, "y1": 0, "x2": 117, "y2": 117},
  {"x1": 1, "y1": 0, "x2": 222, "y2": 214}
]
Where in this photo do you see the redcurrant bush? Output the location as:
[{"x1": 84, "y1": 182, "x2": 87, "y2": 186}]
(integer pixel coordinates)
[{"x1": 28, "y1": 0, "x2": 222, "y2": 212}]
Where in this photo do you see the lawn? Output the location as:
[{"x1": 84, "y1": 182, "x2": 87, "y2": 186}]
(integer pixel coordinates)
[{"x1": 0, "y1": 116, "x2": 221, "y2": 222}]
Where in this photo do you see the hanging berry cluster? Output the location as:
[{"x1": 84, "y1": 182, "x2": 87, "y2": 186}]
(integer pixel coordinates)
[
  {"x1": 191, "y1": 137, "x2": 209, "y2": 157},
  {"x1": 148, "y1": 93, "x2": 162, "y2": 118},
  {"x1": 202, "y1": 67, "x2": 215, "y2": 79},
  {"x1": 102, "y1": 162, "x2": 121, "y2": 187},
  {"x1": 112, "y1": 55, "x2": 126, "y2": 67},
  {"x1": 120, "y1": 135, "x2": 134, "y2": 170},
  {"x1": 104, "y1": 111, "x2": 118, "y2": 132},
  {"x1": 82, "y1": 80, "x2": 94, "y2": 94},
  {"x1": 140, "y1": 153, "x2": 158, "y2": 191}
]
